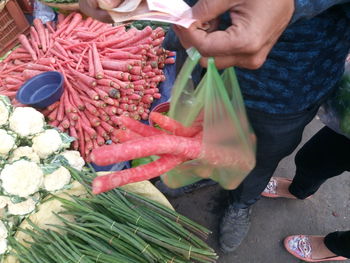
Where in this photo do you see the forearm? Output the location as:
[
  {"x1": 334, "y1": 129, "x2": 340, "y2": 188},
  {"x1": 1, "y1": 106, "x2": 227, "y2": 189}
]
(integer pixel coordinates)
[{"x1": 292, "y1": 0, "x2": 350, "y2": 22}]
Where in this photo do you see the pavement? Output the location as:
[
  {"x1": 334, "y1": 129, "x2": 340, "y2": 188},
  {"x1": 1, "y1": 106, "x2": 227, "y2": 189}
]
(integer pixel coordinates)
[{"x1": 167, "y1": 118, "x2": 350, "y2": 263}]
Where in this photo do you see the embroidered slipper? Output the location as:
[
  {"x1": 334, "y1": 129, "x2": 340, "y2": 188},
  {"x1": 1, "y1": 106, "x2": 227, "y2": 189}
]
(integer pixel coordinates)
[
  {"x1": 284, "y1": 235, "x2": 347, "y2": 262},
  {"x1": 261, "y1": 177, "x2": 295, "y2": 198}
]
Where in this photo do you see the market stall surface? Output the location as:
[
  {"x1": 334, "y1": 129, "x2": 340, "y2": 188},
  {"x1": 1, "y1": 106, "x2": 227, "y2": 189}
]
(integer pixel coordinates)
[{"x1": 167, "y1": 118, "x2": 350, "y2": 263}]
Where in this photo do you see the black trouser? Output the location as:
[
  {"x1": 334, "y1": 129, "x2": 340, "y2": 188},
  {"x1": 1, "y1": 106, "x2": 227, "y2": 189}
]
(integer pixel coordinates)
[
  {"x1": 287, "y1": 126, "x2": 350, "y2": 258},
  {"x1": 229, "y1": 105, "x2": 320, "y2": 208},
  {"x1": 289, "y1": 126, "x2": 350, "y2": 199},
  {"x1": 324, "y1": 231, "x2": 350, "y2": 258}
]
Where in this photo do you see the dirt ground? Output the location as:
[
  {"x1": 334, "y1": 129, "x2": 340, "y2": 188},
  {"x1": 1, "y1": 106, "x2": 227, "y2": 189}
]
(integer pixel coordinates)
[{"x1": 167, "y1": 118, "x2": 350, "y2": 263}]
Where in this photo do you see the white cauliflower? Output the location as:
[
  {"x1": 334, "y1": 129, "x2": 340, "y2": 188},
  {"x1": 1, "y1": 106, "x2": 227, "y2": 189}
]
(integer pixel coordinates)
[
  {"x1": 0, "y1": 100, "x2": 9, "y2": 126},
  {"x1": 9, "y1": 107, "x2": 44, "y2": 137},
  {"x1": 0, "y1": 196, "x2": 10, "y2": 209},
  {"x1": 0, "y1": 160, "x2": 44, "y2": 197},
  {"x1": 8, "y1": 146, "x2": 40, "y2": 163},
  {"x1": 44, "y1": 167, "x2": 71, "y2": 192},
  {"x1": 60, "y1": 150, "x2": 85, "y2": 171},
  {"x1": 32, "y1": 129, "x2": 63, "y2": 159},
  {"x1": 0, "y1": 239, "x2": 7, "y2": 254},
  {"x1": 0, "y1": 221, "x2": 7, "y2": 239},
  {"x1": 0, "y1": 129, "x2": 16, "y2": 157},
  {"x1": 7, "y1": 198, "x2": 36, "y2": 216}
]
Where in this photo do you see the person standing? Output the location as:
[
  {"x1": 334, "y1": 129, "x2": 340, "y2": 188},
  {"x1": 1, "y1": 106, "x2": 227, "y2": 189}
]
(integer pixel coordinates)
[{"x1": 79, "y1": 0, "x2": 350, "y2": 253}]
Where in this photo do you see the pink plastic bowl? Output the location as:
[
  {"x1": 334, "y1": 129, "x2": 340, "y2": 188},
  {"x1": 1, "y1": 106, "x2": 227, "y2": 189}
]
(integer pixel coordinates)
[{"x1": 148, "y1": 102, "x2": 170, "y2": 127}]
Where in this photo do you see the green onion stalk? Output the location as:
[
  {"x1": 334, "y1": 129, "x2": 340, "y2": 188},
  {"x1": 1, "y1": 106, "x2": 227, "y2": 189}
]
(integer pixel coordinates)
[{"x1": 7, "y1": 166, "x2": 218, "y2": 263}]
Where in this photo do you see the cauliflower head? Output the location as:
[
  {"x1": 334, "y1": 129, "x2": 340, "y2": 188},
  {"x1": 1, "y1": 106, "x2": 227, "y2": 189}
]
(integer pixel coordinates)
[
  {"x1": 7, "y1": 198, "x2": 36, "y2": 216},
  {"x1": 32, "y1": 129, "x2": 63, "y2": 159},
  {"x1": 8, "y1": 146, "x2": 40, "y2": 163},
  {"x1": 0, "y1": 238, "x2": 7, "y2": 255},
  {"x1": 0, "y1": 221, "x2": 7, "y2": 239},
  {"x1": 0, "y1": 100, "x2": 9, "y2": 126},
  {"x1": 0, "y1": 196, "x2": 10, "y2": 209},
  {"x1": 0, "y1": 160, "x2": 44, "y2": 197},
  {"x1": 0, "y1": 129, "x2": 16, "y2": 157},
  {"x1": 60, "y1": 150, "x2": 85, "y2": 171},
  {"x1": 44, "y1": 167, "x2": 71, "y2": 192},
  {"x1": 9, "y1": 107, "x2": 44, "y2": 137}
]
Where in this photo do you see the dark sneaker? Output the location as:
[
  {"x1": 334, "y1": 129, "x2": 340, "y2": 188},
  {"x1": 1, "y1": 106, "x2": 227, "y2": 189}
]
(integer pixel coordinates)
[
  {"x1": 154, "y1": 179, "x2": 217, "y2": 198},
  {"x1": 219, "y1": 206, "x2": 252, "y2": 253}
]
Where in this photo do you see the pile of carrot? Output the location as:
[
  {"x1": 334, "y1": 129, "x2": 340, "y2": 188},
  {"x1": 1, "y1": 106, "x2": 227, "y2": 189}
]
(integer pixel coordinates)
[
  {"x1": 0, "y1": 12, "x2": 175, "y2": 160},
  {"x1": 90, "y1": 113, "x2": 254, "y2": 194}
]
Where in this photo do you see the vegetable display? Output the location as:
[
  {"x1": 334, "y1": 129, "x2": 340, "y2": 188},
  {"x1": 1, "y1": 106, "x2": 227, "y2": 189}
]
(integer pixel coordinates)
[
  {"x1": 0, "y1": 95, "x2": 85, "y2": 256},
  {"x1": 90, "y1": 111, "x2": 253, "y2": 194},
  {"x1": 6, "y1": 167, "x2": 218, "y2": 263},
  {"x1": 0, "y1": 13, "x2": 175, "y2": 161}
]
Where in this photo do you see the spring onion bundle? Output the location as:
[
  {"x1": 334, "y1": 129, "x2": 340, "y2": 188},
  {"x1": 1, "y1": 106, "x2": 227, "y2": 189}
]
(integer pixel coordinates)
[{"x1": 8, "y1": 167, "x2": 218, "y2": 263}]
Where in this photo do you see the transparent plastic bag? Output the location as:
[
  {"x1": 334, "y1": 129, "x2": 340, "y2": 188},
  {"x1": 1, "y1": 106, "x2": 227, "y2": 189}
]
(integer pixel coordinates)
[
  {"x1": 33, "y1": 0, "x2": 55, "y2": 24},
  {"x1": 161, "y1": 49, "x2": 256, "y2": 190},
  {"x1": 318, "y1": 57, "x2": 350, "y2": 138}
]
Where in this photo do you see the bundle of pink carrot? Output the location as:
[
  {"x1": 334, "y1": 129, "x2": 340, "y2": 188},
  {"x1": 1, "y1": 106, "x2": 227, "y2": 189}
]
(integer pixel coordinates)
[
  {"x1": 0, "y1": 12, "x2": 175, "y2": 160},
  {"x1": 91, "y1": 112, "x2": 255, "y2": 194}
]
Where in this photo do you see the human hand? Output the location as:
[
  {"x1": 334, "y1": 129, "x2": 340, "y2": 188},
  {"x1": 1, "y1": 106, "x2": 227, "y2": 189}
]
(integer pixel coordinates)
[
  {"x1": 174, "y1": 0, "x2": 295, "y2": 69},
  {"x1": 79, "y1": 0, "x2": 123, "y2": 23}
]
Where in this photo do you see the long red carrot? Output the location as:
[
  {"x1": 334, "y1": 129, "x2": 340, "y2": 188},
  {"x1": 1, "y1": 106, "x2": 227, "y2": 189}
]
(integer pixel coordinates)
[
  {"x1": 113, "y1": 116, "x2": 157, "y2": 132},
  {"x1": 101, "y1": 60, "x2": 132, "y2": 72},
  {"x1": 23, "y1": 69, "x2": 43, "y2": 80},
  {"x1": 57, "y1": 95, "x2": 65, "y2": 122},
  {"x1": 88, "y1": 49, "x2": 95, "y2": 77},
  {"x1": 149, "y1": 112, "x2": 202, "y2": 137},
  {"x1": 54, "y1": 41, "x2": 69, "y2": 58},
  {"x1": 30, "y1": 27, "x2": 41, "y2": 49},
  {"x1": 69, "y1": 126, "x2": 79, "y2": 150},
  {"x1": 92, "y1": 154, "x2": 185, "y2": 194},
  {"x1": 75, "y1": 31, "x2": 99, "y2": 40},
  {"x1": 18, "y1": 34, "x2": 37, "y2": 61},
  {"x1": 90, "y1": 134, "x2": 201, "y2": 166},
  {"x1": 63, "y1": 13, "x2": 83, "y2": 36},
  {"x1": 104, "y1": 69, "x2": 125, "y2": 80},
  {"x1": 37, "y1": 57, "x2": 56, "y2": 65},
  {"x1": 26, "y1": 63, "x2": 52, "y2": 71},
  {"x1": 92, "y1": 43, "x2": 104, "y2": 79},
  {"x1": 113, "y1": 26, "x2": 153, "y2": 49},
  {"x1": 112, "y1": 128, "x2": 142, "y2": 142},
  {"x1": 75, "y1": 46, "x2": 88, "y2": 71},
  {"x1": 33, "y1": 18, "x2": 47, "y2": 52},
  {"x1": 70, "y1": 67, "x2": 97, "y2": 87}
]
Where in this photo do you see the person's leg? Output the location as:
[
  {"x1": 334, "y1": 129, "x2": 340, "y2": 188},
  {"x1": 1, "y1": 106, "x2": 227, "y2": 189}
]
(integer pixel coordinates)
[
  {"x1": 228, "y1": 106, "x2": 320, "y2": 207},
  {"x1": 324, "y1": 231, "x2": 350, "y2": 258},
  {"x1": 289, "y1": 126, "x2": 350, "y2": 199},
  {"x1": 220, "y1": 105, "x2": 319, "y2": 253},
  {"x1": 262, "y1": 126, "x2": 350, "y2": 199}
]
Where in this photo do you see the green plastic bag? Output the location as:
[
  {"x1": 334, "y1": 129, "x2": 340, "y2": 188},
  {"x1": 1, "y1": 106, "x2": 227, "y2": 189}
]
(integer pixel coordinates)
[{"x1": 161, "y1": 49, "x2": 256, "y2": 190}]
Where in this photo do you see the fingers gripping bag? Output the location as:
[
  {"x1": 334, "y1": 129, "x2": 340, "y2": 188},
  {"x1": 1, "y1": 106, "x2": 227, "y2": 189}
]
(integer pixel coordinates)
[{"x1": 161, "y1": 49, "x2": 256, "y2": 190}]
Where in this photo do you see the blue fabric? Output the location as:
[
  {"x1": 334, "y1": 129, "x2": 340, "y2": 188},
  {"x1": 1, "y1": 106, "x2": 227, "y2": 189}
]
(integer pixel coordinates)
[
  {"x1": 183, "y1": 0, "x2": 350, "y2": 114},
  {"x1": 91, "y1": 160, "x2": 130, "y2": 172},
  {"x1": 229, "y1": 103, "x2": 320, "y2": 207},
  {"x1": 237, "y1": 3, "x2": 350, "y2": 114},
  {"x1": 292, "y1": 0, "x2": 350, "y2": 22}
]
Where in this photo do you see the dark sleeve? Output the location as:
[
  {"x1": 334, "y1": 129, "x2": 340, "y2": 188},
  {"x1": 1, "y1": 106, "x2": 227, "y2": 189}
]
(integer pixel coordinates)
[{"x1": 292, "y1": 0, "x2": 350, "y2": 22}]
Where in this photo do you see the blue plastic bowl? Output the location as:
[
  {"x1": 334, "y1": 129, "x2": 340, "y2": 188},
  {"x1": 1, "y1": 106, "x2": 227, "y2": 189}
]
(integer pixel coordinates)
[{"x1": 16, "y1": 71, "x2": 64, "y2": 108}]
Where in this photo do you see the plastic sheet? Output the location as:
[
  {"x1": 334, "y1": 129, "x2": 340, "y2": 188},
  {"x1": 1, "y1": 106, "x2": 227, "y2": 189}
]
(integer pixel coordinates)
[
  {"x1": 161, "y1": 49, "x2": 256, "y2": 190},
  {"x1": 33, "y1": 0, "x2": 55, "y2": 23}
]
